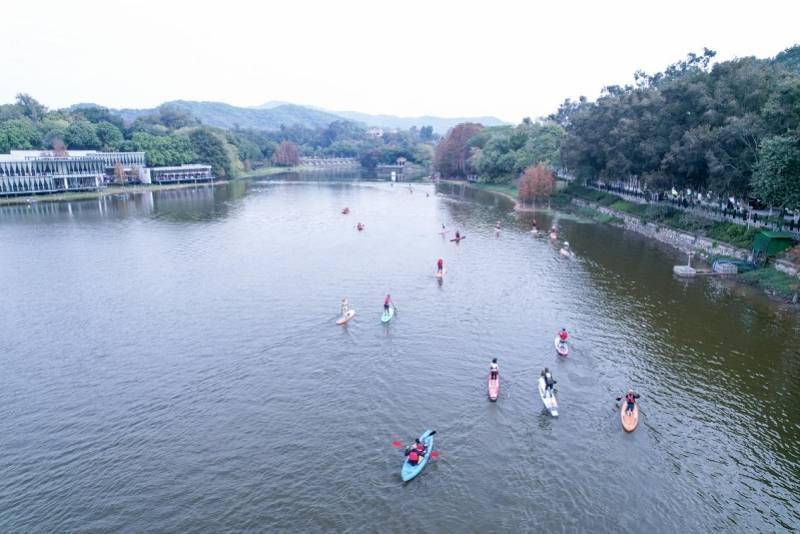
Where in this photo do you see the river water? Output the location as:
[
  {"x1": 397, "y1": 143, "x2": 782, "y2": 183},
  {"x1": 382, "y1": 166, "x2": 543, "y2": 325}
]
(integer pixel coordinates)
[{"x1": 1, "y1": 173, "x2": 798, "y2": 532}]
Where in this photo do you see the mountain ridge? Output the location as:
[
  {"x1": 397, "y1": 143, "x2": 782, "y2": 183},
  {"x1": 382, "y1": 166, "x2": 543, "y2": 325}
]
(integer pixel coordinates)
[{"x1": 101, "y1": 99, "x2": 506, "y2": 133}]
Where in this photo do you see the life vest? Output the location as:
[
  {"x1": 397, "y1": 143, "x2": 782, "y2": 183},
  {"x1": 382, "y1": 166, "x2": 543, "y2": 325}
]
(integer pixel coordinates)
[
  {"x1": 559, "y1": 331, "x2": 568, "y2": 341},
  {"x1": 408, "y1": 451, "x2": 419, "y2": 462},
  {"x1": 626, "y1": 393, "x2": 636, "y2": 404}
]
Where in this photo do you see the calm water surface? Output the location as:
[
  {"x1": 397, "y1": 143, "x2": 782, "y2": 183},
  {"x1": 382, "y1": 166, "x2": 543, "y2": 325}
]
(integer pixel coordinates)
[{"x1": 1, "y1": 173, "x2": 798, "y2": 532}]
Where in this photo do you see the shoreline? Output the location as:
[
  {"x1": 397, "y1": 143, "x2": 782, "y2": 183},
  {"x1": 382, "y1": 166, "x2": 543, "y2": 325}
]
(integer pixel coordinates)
[
  {"x1": 0, "y1": 164, "x2": 361, "y2": 207},
  {"x1": 0, "y1": 181, "x2": 231, "y2": 207},
  {"x1": 447, "y1": 179, "x2": 800, "y2": 310}
]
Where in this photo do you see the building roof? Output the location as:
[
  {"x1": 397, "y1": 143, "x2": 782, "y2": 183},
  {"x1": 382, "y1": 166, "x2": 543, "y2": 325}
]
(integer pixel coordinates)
[
  {"x1": 0, "y1": 150, "x2": 144, "y2": 162},
  {"x1": 149, "y1": 164, "x2": 212, "y2": 171}
]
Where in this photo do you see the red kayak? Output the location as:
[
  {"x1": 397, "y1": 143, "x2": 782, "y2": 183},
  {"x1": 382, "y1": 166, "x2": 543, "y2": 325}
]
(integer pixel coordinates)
[{"x1": 488, "y1": 373, "x2": 500, "y2": 401}]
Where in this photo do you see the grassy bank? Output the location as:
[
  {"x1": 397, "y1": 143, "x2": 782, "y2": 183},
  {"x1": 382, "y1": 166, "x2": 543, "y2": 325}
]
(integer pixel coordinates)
[
  {"x1": 740, "y1": 268, "x2": 800, "y2": 299},
  {"x1": 0, "y1": 181, "x2": 226, "y2": 206},
  {"x1": 564, "y1": 184, "x2": 760, "y2": 249},
  {"x1": 240, "y1": 166, "x2": 308, "y2": 178}
]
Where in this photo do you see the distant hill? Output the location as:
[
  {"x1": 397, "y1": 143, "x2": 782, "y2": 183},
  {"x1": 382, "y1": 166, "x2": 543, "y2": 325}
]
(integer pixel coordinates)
[
  {"x1": 112, "y1": 100, "x2": 344, "y2": 130},
  {"x1": 102, "y1": 99, "x2": 508, "y2": 133},
  {"x1": 327, "y1": 110, "x2": 508, "y2": 133},
  {"x1": 254, "y1": 101, "x2": 507, "y2": 132}
]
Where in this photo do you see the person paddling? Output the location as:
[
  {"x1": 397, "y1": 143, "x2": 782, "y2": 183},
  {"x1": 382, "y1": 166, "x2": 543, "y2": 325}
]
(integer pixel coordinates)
[
  {"x1": 437, "y1": 258, "x2": 444, "y2": 274},
  {"x1": 558, "y1": 328, "x2": 569, "y2": 344},
  {"x1": 383, "y1": 294, "x2": 392, "y2": 313},
  {"x1": 541, "y1": 368, "x2": 557, "y2": 396},
  {"x1": 616, "y1": 390, "x2": 640, "y2": 414},
  {"x1": 455, "y1": 230, "x2": 461, "y2": 241},
  {"x1": 489, "y1": 358, "x2": 499, "y2": 380},
  {"x1": 405, "y1": 439, "x2": 426, "y2": 465}
]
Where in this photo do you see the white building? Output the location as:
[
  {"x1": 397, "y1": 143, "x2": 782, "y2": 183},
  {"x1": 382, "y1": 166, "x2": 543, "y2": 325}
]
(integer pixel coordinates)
[{"x1": 0, "y1": 150, "x2": 146, "y2": 196}]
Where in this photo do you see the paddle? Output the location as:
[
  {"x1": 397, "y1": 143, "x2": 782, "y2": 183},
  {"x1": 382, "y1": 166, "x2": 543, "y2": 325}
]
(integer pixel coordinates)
[{"x1": 392, "y1": 430, "x2": 437, "y2": 450}]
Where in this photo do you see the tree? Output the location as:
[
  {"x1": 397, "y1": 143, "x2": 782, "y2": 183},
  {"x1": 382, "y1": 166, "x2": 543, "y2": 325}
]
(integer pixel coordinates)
[
  {"x1": 751, "y1": 135, "x2": 800, "y2": 210},
  {"x1": 272, "y1": 140, "x2": 300, "y2": 166},
  {"x1": 15, "y1": 93, "x2": 46, "y2": 121},
  {"x1": 420, "y1": 125, "x2": 434, "y2": 140},
  {"x1": 518, "y1": 164, "x2": 555, "y2": 204},
  {"x1": 433, "y1": 122, "x2": 483, "y2": 177},
  {"x1": 0, "y1": 118, "x2": 42, "y2": 152},
  {"x1": 95, "y1": 121, "x2": 124, "y2": 150},
  {"x1": 113, "y1": 162, "x2": 126, "y2": 184},
  {"x1": 188, "y1": 128, "x2": 239, "y2": 178},
  {"x1": 64, "y1": 120, "x2": 101, "y2": 149}
]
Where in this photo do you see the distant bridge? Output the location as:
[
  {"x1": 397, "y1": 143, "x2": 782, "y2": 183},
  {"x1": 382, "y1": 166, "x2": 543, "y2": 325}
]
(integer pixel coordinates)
[{"x1": 299, "y1": 157, "x2": 359, "y2": 167}]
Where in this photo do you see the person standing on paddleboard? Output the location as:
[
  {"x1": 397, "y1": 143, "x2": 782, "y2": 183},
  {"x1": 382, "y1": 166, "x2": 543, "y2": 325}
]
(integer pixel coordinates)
[
  {"x1": 383, "y1": 294, "x2": 392, "y2": 312},
  {"x1": 437, "y1": 258, "x2": 444, "y2": 274},
  {"x1": 489, "y1": 358, "x2": 499, "y2": 380},
  {"x1": 617, "y1": 390, "x2": 640, "y2": 414},
  {"x1": 340, "y1": 298, "x2": 349, "y2": 317},
  {"x1": 541, "y1": 368, "x2": 556, "y2": 396}
]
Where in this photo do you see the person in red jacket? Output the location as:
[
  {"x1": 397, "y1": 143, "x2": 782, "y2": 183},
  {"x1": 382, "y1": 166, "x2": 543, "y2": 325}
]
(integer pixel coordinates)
[
  {"x1": 383, "y1": 294, "x2": 392, "y2": 312},
  {"x1": 405, "y1": 439, "x2": 426, "y2": 465},
  {"x1": 437, "y1": 258, "x2": 444, "y2": 273},
  {"x1": 559, "y1": 328, "x2": 569, "y2": 343}
]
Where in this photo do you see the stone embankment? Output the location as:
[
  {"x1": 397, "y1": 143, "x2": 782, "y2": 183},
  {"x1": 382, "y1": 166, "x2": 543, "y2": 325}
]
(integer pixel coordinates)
[{"x1": 571, "y1": 198, "x2": 749, "y2": 260}]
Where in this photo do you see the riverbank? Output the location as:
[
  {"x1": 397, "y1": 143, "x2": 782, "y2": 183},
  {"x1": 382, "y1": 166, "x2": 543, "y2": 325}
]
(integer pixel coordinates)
[
  {"x1": 454, "y1": 179, "x2": 800, "y2": 308},
  {"x1": 0, "y1": 181, "x2": 228, "y2": 207}
]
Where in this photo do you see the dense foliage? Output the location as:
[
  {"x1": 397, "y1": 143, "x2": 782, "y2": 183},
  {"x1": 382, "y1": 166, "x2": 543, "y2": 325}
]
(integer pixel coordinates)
[
  {"x1": 433, "y1": 119, "x2": 563, "y2": 183},
  {"x1": 0, "y1": 96, "x2": 437, "y2": 178},
  {"x1": 433, "y1": 123, "x2": 484, "y2": 178},
  {"x1": 550, "y1": 46, "x2": 800, "y2": 209}
]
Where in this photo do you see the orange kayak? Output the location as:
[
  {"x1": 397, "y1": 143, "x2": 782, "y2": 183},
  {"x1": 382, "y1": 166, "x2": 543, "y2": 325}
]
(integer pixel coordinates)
[{"x1": 620, "y1": 401, "x2": 639, "y2": 432}]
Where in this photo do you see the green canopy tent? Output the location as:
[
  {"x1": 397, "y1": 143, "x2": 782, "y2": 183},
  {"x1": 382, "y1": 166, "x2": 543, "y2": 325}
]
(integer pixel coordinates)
[{"x1": 751, "y1": 231, "x2": 797, "y2": 265}]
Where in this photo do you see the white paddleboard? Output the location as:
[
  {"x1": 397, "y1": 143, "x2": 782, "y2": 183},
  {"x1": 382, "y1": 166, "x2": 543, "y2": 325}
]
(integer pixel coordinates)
[
  {"x1": 538, "y1": 376, "x2": 559, "y2": 417},
  {"x1": 336, "y1": 309, "x2": 356, "y2": 325},
  {"x1": 555, "y1": 336, "x2": 569, "y2": 356}
]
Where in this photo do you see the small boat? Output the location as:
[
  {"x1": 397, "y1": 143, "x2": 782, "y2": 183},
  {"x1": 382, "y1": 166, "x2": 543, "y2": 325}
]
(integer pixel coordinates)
[
  {"x1": 336, "y1": 309, "x2": 356, "y2": 325},
  {"x1": 381, "y1": 306, "x2": 395, "y2": 323},
  {"x1": 621, "y1": 401, "x2": 639, "y2": 432},
  {"x1": 488, "y1": 372, "x2": 500, "y2": 401},
  {"x1": 538, "y1": 376, "x2": 559, "y2": 417},
  {"x1": 555, "y1": 336, "x2": 569, "y2": 356},
  {"x1": 341, "y1": 208, "x2": 350, "y2": 214},
  {"x1": 356, "y1": 223, "x2": 365, "y2": 231},
  {"x1": 400, "y1": 430, "x2": 435, "y2": 482}
]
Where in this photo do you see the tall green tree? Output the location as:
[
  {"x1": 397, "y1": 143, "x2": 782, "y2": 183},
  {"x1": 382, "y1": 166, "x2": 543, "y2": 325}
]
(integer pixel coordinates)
[
  {"x1": 64, "y1": 120, "x2": 101, "y2": 149},
  {"x1": 751, "y1": 135, "x2": 800, "y2": 210}
]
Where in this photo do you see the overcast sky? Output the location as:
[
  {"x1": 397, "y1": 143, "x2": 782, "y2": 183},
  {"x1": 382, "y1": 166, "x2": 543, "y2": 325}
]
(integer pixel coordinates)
[{"x1": 1, "y1": 0, "x2": 798, "y2": 122}]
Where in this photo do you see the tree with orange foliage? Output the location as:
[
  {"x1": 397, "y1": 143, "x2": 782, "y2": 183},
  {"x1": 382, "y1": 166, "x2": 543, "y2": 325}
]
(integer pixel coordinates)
[
  {"x1": 433, "y1": 122, "x2": 483, "y2": 178},
  {"x1": 518, "y1": 163, "x2": 555, "y2": 204},
  {"x1": 272, "y1": 140, "x2": 300, "y2": 166}
]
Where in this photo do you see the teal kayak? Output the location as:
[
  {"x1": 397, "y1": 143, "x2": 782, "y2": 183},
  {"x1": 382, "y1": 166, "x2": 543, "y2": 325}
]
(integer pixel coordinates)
[
  {"x1": 381, "y1": 306, "x2": 395, "y2": 323},
  {"x1": 400, "y1": 429, "x2": 435, "y2": 482}
]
